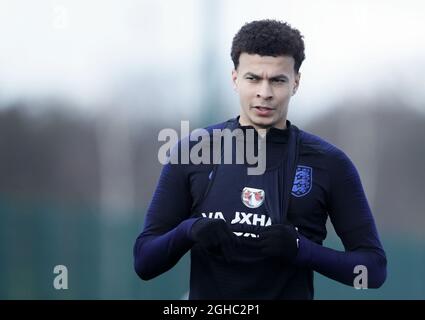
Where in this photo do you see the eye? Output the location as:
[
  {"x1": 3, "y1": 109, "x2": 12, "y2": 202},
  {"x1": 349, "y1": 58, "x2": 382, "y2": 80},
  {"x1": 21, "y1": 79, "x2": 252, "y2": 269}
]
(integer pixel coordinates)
[
  {"x1": 272, "y1": 79, "x2": 286, "y2": 83},
  {"x1": 245, "y1": 76, "x2": 258, "y2": 82}
]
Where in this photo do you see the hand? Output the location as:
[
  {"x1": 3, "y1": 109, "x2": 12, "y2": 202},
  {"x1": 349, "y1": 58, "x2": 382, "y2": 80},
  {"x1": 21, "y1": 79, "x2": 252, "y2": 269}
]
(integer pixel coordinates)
[
  {"x1": 246, "y1": 224, "x2": 299, "y2": 262},
  {"x1": 190, "y1": 218, "x2": 239, "y2": 263}
]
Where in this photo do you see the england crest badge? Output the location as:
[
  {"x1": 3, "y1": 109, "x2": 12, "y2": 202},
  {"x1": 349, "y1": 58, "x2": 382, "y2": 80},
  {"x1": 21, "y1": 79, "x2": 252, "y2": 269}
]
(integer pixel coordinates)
[
  {"x1": 241, "y1": 187, "x2": 265, "y2": 208},
  {"x1": 291, "y1": 165, "x2": 313, "y2": 197}
]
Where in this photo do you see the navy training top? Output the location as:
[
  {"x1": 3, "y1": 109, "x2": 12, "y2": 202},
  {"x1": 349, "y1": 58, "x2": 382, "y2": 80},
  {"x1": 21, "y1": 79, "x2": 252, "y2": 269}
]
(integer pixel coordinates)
[{"x1": 133, "y1": 116, "x2": 387, "y2": 299}]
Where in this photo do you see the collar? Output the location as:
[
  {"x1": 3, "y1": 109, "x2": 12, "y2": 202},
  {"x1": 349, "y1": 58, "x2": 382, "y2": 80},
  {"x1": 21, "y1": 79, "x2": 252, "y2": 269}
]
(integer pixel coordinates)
[{"x1": 226, "y1": 115, "x2": 291, "y2": 143}]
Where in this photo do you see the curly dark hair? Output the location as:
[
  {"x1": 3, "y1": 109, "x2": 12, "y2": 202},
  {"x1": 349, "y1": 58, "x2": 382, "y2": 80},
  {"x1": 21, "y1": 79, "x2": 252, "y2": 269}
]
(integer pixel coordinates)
[{"x1": 231, "y1": 19, "x2": 305, "y2": 72}]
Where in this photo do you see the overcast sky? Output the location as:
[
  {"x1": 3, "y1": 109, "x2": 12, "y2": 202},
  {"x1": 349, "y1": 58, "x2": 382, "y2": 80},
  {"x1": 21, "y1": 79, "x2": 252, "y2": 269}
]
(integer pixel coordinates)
[{"x1": 0, "y1": 0, "x2": 424, "y2": 121}]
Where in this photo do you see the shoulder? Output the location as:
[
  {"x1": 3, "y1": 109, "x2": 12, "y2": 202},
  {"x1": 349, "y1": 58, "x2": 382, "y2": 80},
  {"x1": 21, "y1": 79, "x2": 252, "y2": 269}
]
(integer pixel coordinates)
[
  {"x1": 298, "y1": 128, "x2": 353, "y2": 167},
  {"x1": 203, "y1": 119, "x2": 232, "y2": 133},
  {"x1": 166, "y1": 118, "x2": 232, "y2": 166},
  {"x1": 181, "y1": 118, "x2": 235, "y2": 149}
]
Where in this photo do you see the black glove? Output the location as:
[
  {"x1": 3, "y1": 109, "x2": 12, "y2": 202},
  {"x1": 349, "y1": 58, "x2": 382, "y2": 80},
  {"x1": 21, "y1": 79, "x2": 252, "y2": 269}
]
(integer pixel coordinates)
[
  {"x1": 190, "y1": 218, "x2": 239, "y2": 263},
  {"x1": 246, "y1": 224, "x2": 299, "y2": 262}
]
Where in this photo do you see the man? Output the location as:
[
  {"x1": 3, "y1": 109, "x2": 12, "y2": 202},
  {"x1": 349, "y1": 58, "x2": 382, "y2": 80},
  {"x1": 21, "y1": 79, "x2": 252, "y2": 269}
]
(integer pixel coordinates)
[{"x1": 133, "y1": 19, "x2": 387, "y2": 299}]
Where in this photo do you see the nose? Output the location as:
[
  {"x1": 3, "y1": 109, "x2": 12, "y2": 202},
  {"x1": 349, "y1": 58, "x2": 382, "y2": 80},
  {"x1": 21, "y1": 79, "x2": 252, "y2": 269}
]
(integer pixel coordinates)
[{"x1": 256, "y1": 81, "x2": 273, "y2": 100}]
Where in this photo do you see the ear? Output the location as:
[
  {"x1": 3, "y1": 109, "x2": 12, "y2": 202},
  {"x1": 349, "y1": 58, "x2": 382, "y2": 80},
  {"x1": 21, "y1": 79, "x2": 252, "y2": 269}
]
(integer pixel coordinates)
[
  {"x1": 292, "y1": 72, "x2": 301, "y2": 96},
  {"x1": 231, "y1": 69, "x2": 238, "y2": 91}
]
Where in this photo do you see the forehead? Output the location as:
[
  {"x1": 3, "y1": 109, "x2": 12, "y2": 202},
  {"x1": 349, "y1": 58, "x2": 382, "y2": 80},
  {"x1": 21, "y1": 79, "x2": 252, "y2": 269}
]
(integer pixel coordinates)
[{"x1": 238, "y1": 53, "x2": 295, "y2": 75}]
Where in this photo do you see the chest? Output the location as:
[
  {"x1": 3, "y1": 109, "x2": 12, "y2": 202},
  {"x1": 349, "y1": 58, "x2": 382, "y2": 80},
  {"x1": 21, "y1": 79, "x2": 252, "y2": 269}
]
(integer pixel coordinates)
[{"x1": 189, "y1": 156, "x2": 329, "y2": 229}]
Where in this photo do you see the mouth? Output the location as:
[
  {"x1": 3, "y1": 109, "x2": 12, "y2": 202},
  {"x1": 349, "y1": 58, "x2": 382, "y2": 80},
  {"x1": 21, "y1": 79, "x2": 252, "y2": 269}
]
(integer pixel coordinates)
[{"x1": 251, "y1": 106, "x2": 275, "y2": 116}]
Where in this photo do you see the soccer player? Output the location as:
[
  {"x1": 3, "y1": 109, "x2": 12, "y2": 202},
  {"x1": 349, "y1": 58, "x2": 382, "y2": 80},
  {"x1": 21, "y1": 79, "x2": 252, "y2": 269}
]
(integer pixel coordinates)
[{"x1": 133, "y1": 19, "x2": 387, "y2": 299}]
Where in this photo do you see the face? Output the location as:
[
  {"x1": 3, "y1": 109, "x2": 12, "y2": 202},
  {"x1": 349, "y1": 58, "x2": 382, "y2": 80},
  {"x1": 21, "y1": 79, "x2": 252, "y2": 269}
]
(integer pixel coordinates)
[{"x1": 232, "y1": 53, "x2": 300, "y2": 130}]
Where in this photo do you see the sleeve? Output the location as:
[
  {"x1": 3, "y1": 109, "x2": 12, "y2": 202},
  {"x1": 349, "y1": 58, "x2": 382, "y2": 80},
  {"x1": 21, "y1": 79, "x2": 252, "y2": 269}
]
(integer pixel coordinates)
[
  {"x1": 133, "y1": 157, "x2": 201, "y2": 281},
  {"x1": 294, "y1": 149, "x2": 387, "y2": 288}
]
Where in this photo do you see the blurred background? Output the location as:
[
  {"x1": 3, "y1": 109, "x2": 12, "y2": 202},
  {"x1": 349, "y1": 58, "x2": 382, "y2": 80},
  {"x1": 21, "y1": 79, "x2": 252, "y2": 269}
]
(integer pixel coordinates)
[{"x1": 0, "y1": 0, "x2": 424, "y2": 299}]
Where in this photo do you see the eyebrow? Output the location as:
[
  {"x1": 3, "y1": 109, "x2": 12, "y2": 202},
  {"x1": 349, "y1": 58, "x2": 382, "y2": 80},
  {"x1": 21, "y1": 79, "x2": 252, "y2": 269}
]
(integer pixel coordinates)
[{"x1": 243, "y1": 72, "x2": 289, "y2": 81}]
